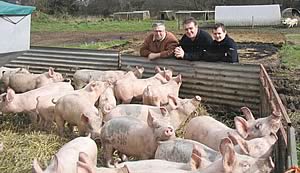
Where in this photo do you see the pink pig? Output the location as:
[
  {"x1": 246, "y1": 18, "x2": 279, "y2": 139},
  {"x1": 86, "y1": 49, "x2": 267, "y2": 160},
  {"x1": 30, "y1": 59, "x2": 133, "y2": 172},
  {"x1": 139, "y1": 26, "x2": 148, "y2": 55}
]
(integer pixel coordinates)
[
  {"x1": 114, "y1": 66, "x2": 172, "y2": 104},
  {"x1": 33, "y1": 135, "x2": 97, "y2": 173},
  {"x1": 184, "y1": 107, "x2": 281, "y2": 151},
  {"x1": 100, "y1": 110, "x2": 175, "y2": 167},
  {"x1": 8, "y1": 67, "x2": 64, "y2": 93},
  {"x1": 143, "y1": 74, "x2": 182, "y2": 106}
]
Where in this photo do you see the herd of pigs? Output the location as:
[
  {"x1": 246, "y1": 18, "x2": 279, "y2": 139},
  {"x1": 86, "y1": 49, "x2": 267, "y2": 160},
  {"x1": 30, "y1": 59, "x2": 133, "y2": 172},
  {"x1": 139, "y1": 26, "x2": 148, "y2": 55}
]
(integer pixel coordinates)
[{"x1": 0, "y1": 65, "x2": 282, "y2": 173}]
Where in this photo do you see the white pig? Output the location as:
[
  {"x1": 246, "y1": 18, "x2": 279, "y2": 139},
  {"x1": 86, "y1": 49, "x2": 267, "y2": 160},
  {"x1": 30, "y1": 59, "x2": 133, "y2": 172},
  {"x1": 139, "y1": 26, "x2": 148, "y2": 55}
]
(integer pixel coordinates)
[
  {"x1": 8, "y1": 67, "x2": 64, "y2": 93},
  {"x1": 228, "y1": 131, "x2": 278, "y2": 158},
  {"x1": 100, "y1": 110, "x2": 175, "y2": 167},
  {"x1": 104, "y1": 95, "x2": 201, "y2": 130},
  {"x1": 73, "y1": 66, "x2": 144, "y2": 89},
  {"x1": 184, "y1": 107, "x2": 281, "y2": 151},
  {"x1": 33, "y1": 135, "x2": 97, "y2": 173},
  {"x1": 143, "y1": 74, "x2": 182, "y2": 106},
  {"x1": 53, "y1": 95, "x2": 102, "y2": 138},
  {"x1": 114, "y1": 66, "x2": 172, "y2": 104}
]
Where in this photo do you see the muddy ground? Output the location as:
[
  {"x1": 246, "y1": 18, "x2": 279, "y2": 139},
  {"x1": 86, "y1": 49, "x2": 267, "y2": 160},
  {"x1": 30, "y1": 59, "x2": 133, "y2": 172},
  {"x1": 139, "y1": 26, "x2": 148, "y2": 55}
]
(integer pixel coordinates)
[{"x1": 31, "y1": 28, "x2": 300, "y2": 131}]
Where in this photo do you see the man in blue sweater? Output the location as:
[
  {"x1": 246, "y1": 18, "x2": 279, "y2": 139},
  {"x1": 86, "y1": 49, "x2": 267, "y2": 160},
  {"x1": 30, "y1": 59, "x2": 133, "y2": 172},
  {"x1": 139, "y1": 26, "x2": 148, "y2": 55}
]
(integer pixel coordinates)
[{"x1": 205, "y1": 23, "x2": 239, "y2": 63}]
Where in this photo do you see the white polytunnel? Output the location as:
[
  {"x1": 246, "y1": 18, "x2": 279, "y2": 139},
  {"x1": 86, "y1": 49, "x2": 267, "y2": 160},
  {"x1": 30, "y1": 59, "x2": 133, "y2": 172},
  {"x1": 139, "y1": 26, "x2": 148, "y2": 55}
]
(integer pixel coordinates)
[
  {"x1": 215, "y1": 4, "x2": 281, "y2": 26},
  {"x1": 0, "y1": 1, "x2": 36, "y2": 54}
]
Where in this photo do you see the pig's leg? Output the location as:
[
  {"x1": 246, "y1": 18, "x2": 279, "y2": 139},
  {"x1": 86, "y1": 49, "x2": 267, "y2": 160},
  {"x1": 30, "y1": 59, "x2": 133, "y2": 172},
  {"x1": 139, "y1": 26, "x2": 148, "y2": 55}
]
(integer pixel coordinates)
[
  {"x1": 122, "y1": 97, "x2": 132, "y2": 104},
  {"x1": 103, "y1": 144, "x2": 115, "y2": 168},
  {"x1": 54, "y1": 113, "x2": 65, "y2": 136}
]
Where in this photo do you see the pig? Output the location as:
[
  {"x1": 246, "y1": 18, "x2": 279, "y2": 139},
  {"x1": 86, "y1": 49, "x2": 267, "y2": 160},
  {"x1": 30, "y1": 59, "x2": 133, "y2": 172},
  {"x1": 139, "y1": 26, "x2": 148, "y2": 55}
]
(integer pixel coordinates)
[
  {"x1": 73, "y1": 66, "x2": 144, "y2": 89},
  {"x1": 114, "y1": 66, "x2": 172, "y2": 104},
  {"x1": 104, "y1": 95, "x2": 201, "y2": 130},
  {"x1": 77, "y1": 150, "x2": 202, "y2": 173},
  {"x1": 36, "y1": 91, "x2": 74, "y2": 129},
  {"x1": 103, "y1": 104, "x2": 170, "y2": 123},
  {"x1": 97, "y1": 83, "x2": 116, "y2": 117},
  {"x1": 166, "y1": 95, "x2": 202, "y2": 130},
  {"x1": 100, "y1": 110, "x2": 175, "y2": 167},
  {"x1": 53, "y1": 95, "x2": 102, "y2": 138},
  {"x1": 33, "y1": 135, "x2": 97, "y2": 173},
  {"x1": 8, "y1": 67, "x2": 64, "y2": 93},
  {"x1": 184, "y1": 107, "x2": 281, "y2": 151},
  {"x1": 0, "y1": 66, "x2": 30, "y2": 81},
  {"x1": 201, "y1": 137, "x2": 275, "y2": 173},
  {"x1": 228, "y1": 131, "x2": 278, "y2": 158},
  {"x1": 0, "y1": 67, "x2": 30, "y2": 93},
  {"x1": 36, "y1": 81, "x2": 108, "y2": 130},
  {"x1": 77, "y1": 138, "x2": 274, "y2": 173},
  {"x1": 0, "y1": 81, "x2": 73, "y2": 114},
  {"x1": 155, "y1": 138, "x2": 218, "y2": 166},
  {"x1": 143, "y1": 74, "x2": 182, "y2": 106}
]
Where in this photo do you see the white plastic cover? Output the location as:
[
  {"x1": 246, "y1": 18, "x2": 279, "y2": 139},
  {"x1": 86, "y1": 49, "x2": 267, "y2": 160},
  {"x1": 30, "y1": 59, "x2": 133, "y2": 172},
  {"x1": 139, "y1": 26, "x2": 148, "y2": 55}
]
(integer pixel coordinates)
[
  {"x1": 215, "y1": 4, "x2": 281, "y2": 26},
  {"x1": 0, "y1": 15, "x2": 31, "y2": 53}
]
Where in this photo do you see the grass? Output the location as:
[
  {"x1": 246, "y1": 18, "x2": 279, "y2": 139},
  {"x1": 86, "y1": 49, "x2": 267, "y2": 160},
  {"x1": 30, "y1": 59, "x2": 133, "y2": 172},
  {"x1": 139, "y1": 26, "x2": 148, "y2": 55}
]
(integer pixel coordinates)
[
  {"x1": 31, "y1": 12, "x2": 178, "y2": 32},
  {"x1": 279, "y1": 44, "x2": 300, "y2": 71},
  {"x1": 64, "y1": 40, "x2": 129, "y2": 50}
]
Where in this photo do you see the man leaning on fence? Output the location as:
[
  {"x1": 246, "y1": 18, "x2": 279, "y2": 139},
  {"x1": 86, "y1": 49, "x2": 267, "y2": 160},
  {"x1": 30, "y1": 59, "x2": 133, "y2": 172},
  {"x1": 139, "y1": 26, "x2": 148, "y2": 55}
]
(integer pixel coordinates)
[{"x1": 140, "y1": 22, "x2": 179, "y2": 60}]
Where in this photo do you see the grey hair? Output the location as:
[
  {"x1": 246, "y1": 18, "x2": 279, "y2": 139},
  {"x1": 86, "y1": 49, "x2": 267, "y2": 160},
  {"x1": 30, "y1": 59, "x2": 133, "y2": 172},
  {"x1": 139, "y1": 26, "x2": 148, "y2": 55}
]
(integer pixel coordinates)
[{"x1": 152, "y1": 22, "x2": 165, "y2": 28}]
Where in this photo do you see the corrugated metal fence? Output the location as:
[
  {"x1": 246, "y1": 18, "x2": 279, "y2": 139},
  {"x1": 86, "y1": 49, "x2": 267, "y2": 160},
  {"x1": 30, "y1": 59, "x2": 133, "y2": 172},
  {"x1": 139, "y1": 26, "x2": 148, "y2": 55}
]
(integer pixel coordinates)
[
  {"x1": 3, "y1": 46, "x2": 297, "y2": 172},
  {"x1": 5, "y1": 46, "x2": 261, "y2": 114}
]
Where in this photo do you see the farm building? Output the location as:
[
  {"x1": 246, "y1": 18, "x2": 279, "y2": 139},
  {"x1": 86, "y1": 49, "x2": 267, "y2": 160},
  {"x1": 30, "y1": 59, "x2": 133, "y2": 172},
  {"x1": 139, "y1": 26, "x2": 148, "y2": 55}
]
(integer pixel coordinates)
[
  {"x1": 175, "y1": 10, "x2": 215, "y2": 21},
  {"x1": 159, "y1": 10, "x2": 176, "y2": 20},
  {"x1": 215, "y1": 4, "x2": 281, "y2": 26},
  {"x1": 0, "y1": 1, "x2": 35, "y2": 54},
  {"x1": 113, "y1": 11, "x2": 150, "y2": 20}
]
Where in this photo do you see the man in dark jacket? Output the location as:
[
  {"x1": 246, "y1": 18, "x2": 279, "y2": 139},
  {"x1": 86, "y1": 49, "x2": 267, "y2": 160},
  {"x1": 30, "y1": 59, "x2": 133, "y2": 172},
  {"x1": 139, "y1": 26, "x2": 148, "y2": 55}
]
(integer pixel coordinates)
[
  {"x1": 204, "y1": 23, "x2": 239, "y2": 63},
  {"x1": 174, "y1": 17, "x2": 213, "y2": 61}
]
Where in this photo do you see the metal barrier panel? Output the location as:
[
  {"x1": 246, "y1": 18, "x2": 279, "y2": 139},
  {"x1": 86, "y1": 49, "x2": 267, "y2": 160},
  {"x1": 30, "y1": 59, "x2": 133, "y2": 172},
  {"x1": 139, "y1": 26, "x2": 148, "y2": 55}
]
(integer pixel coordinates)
[
  {"x1": 4, "y1": 46, "x2": 120, "y2": 78},
  {"x1": 260, "y1": 65, "x2": 298, "y2": 172},
  {"x1": 120, "y1": 54, "x2": 261, "y2": 114}
]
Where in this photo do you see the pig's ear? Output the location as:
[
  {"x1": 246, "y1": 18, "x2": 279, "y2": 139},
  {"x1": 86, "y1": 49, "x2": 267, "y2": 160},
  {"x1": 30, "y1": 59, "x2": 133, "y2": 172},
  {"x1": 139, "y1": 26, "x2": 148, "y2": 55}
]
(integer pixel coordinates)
[
  {"x1": 154, "y1": 66, "x2": 161, "y2": 73},
  {"x1": 120, "y1": 164, "x2": 130, "y2": 173},
  {"x1": 32, "y1": 158, "x2": 44, "y2": 173},
  {"x1": 270, "y1": 132, "x2": 278, "y2": 141},
  {"x1": 190, "y1": 152, "x2": 202, "y2": 171},
  {"x1": 159, "y1": 107, "x2": 169, "y2": 117},
  {"x1": 168, "y1": 94, "x2": 178, "y2": 110},
  {"x1": 147, "y1": 110, "x2": 155, "y2": 127},
  {"x1": 164, "y1": 71, "x2": 171, "y2": 81},
  {"x1": 227, "y1": 132, "x2": 249, "y2": 155},
  {"x1": 219, "y1": 138, "x2": 236, "y2": 173},
  {"x1": 48, "y1": 67, "x2": 55, "y2": 77},
  {"x1": 234, "y1": 116, "x2": 249, "y2": 139},
  {"x1": 6, "y1": 88, "x2": 15, "y2": 102},
  {"x1": 89, "y1": 81, "x2": 97, "y2": 90},
  {"x1": 175, "y1": 74, "x2": 182, "y2": 84},
  {"x1": 81, "y1": 114, "x2": 89, "y2": 124},
  {"x1": 189, "y1": 145, "x2": 203, "y2": 170},
  {"x1": 240, "y1": 107, "x2": 255, "y2": 121},
  {"x1": 77, "y1": 152, "x2": 94, "y2": 173},
  {"x1": 53, "y1": 155, "x2": 63, "y2": 173}
]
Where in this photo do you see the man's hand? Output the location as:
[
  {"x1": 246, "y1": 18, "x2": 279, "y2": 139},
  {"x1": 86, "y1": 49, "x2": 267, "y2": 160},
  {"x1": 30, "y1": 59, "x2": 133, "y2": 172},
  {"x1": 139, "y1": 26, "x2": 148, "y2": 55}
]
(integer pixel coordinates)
[
  {"x1": 174, "y1": 46, "x2": 184, "y2": 59},
  {"x1": 148, "y1": 53, "x2": 160, "y2": 60}
]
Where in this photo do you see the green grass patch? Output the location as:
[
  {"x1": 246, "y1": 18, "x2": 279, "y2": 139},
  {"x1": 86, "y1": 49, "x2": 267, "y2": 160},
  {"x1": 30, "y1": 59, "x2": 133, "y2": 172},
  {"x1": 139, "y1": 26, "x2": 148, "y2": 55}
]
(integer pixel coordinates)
[
  {"x1": 279, "y1": 44, "x2": 300, "y2": 71},
  {"x1": 31, "y1": 13, "x2": 178, "y2": 32},
  {"x1": 64, "y1": 40, "x2": 129, "y2": 50}
]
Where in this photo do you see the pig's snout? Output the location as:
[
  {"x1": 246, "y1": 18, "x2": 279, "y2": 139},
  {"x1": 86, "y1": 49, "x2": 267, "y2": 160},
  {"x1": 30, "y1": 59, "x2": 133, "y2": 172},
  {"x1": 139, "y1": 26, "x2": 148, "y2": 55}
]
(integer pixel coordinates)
[{"x1": 164, "y1": 127, "x2": 174, "y2": 137}]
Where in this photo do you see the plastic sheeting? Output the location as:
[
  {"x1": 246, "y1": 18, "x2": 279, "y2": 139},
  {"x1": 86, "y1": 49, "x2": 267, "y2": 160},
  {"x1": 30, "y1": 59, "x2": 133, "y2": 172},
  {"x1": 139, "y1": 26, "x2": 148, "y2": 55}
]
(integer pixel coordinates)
[{"x1": 215, "y1": 4, "x2": 281, "y2": 26}]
